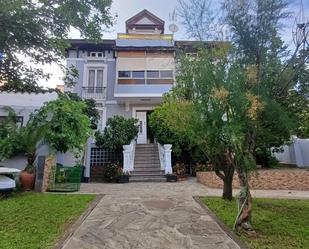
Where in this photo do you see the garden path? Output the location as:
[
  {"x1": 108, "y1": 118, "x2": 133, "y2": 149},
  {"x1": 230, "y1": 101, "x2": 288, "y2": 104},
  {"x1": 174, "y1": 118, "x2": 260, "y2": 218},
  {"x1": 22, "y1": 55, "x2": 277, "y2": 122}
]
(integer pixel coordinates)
[{"x1": 61, "y1": 178, "x2": 309, "y2": 249}]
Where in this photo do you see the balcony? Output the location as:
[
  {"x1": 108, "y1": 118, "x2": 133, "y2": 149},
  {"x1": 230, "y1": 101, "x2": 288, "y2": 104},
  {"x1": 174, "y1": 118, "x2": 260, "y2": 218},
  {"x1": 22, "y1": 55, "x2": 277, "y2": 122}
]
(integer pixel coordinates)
[{"x1": 81, "y1": 87, "x2": 106, "y2": 101}]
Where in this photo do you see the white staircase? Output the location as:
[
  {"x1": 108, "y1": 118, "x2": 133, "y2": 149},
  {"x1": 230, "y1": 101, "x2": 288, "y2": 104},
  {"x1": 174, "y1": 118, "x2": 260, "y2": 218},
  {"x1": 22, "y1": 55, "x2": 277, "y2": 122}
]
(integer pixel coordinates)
[{"x1": 130, "y1": 144, "x2": 166, "y2": 182}]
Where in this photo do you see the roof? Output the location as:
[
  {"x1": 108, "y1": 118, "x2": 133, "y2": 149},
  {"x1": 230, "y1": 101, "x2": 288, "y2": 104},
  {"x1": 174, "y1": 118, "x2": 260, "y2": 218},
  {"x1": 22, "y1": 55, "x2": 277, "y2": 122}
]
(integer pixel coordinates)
[
  {"x1": 66, "y1": 39, "x2": 115, "y2": 51},
  {"x1": 116, "y1": 39, "x2": 173, "y2": 48},
  {"x1": 125, "y1": 9, "x2": 165, "y2": 34},
  {"x1": 175, "y1": 40, "x2": 230, "y2": 52}
]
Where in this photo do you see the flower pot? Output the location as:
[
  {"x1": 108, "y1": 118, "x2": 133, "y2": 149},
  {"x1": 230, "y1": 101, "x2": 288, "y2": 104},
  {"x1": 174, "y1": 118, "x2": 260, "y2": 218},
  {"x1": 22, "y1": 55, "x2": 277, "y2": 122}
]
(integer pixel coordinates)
[
  {"x1": 118, "y1": 175, "x2": 129, "y2": 183},
  {"x1": 177, "y1": 175, "x2": 187, "y2": 181},
  {"x1": 20, "y1": 171, "x2": 35, "y2": 191},
  {"x1": 166, "y1": 175, "x2": 177, "y2": 182}
]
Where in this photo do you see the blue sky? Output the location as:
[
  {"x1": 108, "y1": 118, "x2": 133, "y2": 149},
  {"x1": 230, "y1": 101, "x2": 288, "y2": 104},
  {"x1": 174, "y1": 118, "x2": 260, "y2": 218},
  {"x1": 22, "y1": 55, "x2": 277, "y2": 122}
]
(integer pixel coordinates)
[{"x1": 42, "y1": 0, "x2": 309, "y2": 88}]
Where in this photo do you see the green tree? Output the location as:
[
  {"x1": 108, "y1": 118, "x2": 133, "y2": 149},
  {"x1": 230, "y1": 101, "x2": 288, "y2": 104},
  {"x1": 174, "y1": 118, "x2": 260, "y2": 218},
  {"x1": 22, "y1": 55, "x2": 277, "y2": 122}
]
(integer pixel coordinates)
[
  {"x1": 95, "y1": 116, "x2": 139, "y2": 152},
  {"x1": 149, "y1": 100, "x2": 198, "y2": 156},
  {"x1": 18, "y1": 121, "x2": 45, "y2": 173},
  {"x1": 31, "y1": 95, "x2": 91, "y2": 155},
  {"x1": 0, "y1": 0, "x2": 114, "y2": 91},
  {"x1": 173, "y1": 43, "x2": 297, "y2": 232},
  {"x1": 65, "y1": 92, "x2": 100, "y2": 129}
]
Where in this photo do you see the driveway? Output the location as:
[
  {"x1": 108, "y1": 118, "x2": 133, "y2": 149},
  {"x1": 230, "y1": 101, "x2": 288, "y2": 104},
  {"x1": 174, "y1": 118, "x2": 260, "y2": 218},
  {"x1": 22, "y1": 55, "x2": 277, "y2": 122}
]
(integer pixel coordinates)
[{"x1": 61, "y1": 178, "x2": 243, "y2": 249}]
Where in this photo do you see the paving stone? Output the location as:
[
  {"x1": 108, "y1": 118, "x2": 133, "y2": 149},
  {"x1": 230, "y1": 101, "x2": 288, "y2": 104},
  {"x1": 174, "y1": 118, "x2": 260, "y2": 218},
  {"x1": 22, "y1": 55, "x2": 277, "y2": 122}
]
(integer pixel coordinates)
[{"x1": 62, "y1": 179, "x2": 244, "y2": 249}]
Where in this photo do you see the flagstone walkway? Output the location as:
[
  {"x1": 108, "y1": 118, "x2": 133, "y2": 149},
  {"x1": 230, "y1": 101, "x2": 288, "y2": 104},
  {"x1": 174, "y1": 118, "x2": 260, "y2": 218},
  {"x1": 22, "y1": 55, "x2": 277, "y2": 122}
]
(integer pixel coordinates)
[{"x1": 61, "y1": 178, "x2": 309, "y2": 249}]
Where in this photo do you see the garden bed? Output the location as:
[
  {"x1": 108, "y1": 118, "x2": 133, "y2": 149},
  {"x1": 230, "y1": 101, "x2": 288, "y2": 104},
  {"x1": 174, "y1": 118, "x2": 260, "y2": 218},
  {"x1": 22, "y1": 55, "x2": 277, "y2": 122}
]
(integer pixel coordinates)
[
  {"x1": 0, "y1": 193, "x2": 95, "y2": 249},
  {"x1": 197, "y1": 169, "x2": 309, "y2": 190},
  {"x1": 201, "y1": 197, "x2": 309, "y2": 249}
]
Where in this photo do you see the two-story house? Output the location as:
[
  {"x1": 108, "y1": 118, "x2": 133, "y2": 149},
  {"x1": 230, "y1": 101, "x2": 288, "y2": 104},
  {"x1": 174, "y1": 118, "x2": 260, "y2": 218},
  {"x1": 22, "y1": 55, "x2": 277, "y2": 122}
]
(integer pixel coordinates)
[{"x1": 65, "y1": 10, "x2": 195, "y2": 182}]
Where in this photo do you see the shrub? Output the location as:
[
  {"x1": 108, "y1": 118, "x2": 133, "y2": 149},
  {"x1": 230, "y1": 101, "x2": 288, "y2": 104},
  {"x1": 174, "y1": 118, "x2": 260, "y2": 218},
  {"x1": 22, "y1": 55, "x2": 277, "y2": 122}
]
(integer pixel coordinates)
[
  {"x1": 95, "y1": 116, "x2": 139, "y2": 151},
  {"x1": 194, "y1": 163, "x2": 214, "y2": 172},
  {"x1": 173, "y1": 163, "x2": 186, "y2": 176},
  {"x1": 104, "y1": 162, "x2": 121, "y2": 182},
  {"x1": 0, "y1": 107, "x2": 24, "y2": 161},
  {"x1": 149, "y1": 100, "x2": 198, "y2": 156}
]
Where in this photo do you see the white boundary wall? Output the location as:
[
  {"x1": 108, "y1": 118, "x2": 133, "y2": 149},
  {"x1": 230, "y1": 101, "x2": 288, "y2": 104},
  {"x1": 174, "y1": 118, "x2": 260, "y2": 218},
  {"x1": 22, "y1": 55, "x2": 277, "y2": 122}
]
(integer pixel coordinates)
[{"x1": 274, "y1": 136, "x2": 309, "y2": 167}]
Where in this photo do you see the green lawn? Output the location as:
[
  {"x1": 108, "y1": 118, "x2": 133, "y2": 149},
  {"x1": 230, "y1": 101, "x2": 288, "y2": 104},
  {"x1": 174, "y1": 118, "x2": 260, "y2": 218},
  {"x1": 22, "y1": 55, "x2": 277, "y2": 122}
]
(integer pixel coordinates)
[
  {"x1": 0, "y1": 193, "x2": 95, "y2": 249},
  {"x1": 202, "y1": 197, "x2": 309, "y2": 249}
]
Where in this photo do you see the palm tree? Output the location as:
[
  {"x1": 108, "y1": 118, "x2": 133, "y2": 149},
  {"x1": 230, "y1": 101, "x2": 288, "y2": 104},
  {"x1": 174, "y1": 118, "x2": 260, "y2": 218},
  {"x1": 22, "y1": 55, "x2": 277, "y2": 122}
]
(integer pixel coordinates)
[{"x1": 20, "y1": 123, "x2": 45, "y2": 173}]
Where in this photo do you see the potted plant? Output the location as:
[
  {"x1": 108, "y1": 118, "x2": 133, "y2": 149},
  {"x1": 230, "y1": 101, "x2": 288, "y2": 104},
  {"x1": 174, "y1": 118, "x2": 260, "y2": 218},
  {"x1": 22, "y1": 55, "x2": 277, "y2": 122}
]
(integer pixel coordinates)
[
  {"x1": 19, "y1": 124, "x2": 44, "y2": 191},
  {"x1": 118, "y1": 169, "x2": 130, "y2": 183},
  {"x1": 20, "y1": 163, "x2": 36, "y2": 191},
  {"x1": 166, "y1": 173, "x2": 177, "y2": 182},
  {"x1": 173, "y1": 163, "x2": 187, "y2": 181}
]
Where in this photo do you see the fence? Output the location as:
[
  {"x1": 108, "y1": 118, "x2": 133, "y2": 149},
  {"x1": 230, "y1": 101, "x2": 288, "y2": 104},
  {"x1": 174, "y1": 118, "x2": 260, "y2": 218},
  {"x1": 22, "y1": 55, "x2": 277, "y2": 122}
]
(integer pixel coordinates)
[
  {"x1": 90, "y1": 147, "x2": 123, "y2": 182},
  {"x1": 274, "y1": 137, "x2": 309, "y2": 167}
]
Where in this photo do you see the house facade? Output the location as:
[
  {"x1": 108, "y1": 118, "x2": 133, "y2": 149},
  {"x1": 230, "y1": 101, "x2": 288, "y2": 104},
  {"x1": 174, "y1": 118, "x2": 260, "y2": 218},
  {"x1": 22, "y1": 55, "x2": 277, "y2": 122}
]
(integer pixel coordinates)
[{"x1": 65, "y1": 10, "x2": 197, "y2": 181}]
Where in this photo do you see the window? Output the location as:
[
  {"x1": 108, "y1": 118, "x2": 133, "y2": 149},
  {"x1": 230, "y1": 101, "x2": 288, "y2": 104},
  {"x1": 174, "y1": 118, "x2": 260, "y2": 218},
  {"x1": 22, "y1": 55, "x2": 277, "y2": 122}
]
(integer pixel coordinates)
[
  {"x1": 147, "y1": 70, "x2": 159, "y2": 78},
  {"x1": 117, "y1": 70, "x2": 174, "y2": 84},
  {"x1": 132, "y1": 71, "x2": 145, "y2": 78},
  {"x1": 90, "y1": 52, "x2": 104, "y2": 58},
  {"x1": 118, "y1": 71, "x2": 131, "y2": 78},
  {"x1": 96, "y1": 70, "x2": 104, "y2": 87},
  {"x1": 87, "y1": 68, "x2": 104, "y2": 90},
  {"x1": 88, "y1": 70, "x2": 95, "y2": 87},
  {"x1": 160, "y1": 70, "x2": 173, "y2": 78}
]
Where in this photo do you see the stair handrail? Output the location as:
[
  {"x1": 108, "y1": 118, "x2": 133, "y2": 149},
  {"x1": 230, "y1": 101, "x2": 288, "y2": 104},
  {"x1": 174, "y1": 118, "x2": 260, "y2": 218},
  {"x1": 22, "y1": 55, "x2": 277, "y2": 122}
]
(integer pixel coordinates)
[
  {"x1": 123, "y1": 139, "x2": 136, "y2": 172},
  {"x1": 157, "y1": 142, "x2": 173, "y2": 174}
]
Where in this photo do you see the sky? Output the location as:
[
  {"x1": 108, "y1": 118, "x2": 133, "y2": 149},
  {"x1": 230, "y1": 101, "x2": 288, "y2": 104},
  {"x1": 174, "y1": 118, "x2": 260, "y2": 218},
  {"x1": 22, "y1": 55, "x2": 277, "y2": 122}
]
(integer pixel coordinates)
[{"x1": 40, "y1": 0, "x2": 309, "y2": 88}]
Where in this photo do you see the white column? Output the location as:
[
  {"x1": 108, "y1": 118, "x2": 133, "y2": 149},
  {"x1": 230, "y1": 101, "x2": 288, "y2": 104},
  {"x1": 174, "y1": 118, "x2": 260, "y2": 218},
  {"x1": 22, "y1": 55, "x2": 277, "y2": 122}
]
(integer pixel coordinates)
[
  {"x1": 164, "y1": 144, "x2": 173, "y2": 174},
  {"x1": 84, "y1": 138, "x2": 92, "y2": 178},
  {"x1": 123, "y1": 145, "x2": 131, "y2": 172}
]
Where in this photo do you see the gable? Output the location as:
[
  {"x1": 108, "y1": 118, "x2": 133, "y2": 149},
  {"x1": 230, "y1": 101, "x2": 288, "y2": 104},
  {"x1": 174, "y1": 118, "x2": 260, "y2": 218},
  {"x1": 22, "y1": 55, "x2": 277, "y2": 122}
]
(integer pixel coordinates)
[
  {"x1": 135, "y1": 17, "x2": 156, "y2": 25},
  {"x1": 126, "y1": 9, "x2": 165, "y2": 34}
]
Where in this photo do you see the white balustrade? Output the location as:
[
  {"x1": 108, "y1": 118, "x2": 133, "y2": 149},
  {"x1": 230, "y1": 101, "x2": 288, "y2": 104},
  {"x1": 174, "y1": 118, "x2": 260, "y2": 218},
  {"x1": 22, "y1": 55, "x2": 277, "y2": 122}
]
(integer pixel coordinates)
[
  {"x1": 122, "y1": 139, "x2": 136, "y2": 172},
  {"x1": 158, "y1": 143, "x2": 173, "y2": 174}
]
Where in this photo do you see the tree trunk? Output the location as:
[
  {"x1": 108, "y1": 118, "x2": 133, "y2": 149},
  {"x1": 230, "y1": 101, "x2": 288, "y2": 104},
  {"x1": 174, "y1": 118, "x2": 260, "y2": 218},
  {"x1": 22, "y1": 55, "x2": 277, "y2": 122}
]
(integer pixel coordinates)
[
  {"x1": 235, "y1": 167, "x2": 254, "y2": 233},
  {"x1": 223, "y1": 177, "x2": 233, "y2": 200}
]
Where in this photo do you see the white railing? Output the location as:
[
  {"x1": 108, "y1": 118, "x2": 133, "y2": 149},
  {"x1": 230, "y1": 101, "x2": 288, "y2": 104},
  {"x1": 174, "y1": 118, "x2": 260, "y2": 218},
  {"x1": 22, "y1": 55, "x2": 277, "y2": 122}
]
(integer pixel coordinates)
[
  {"x1": 158, "y1": 143, "x2": 173, "y2": 174},
  {"x1": 123, "y1": 139, "x2": 136, "y2": 172},
  {"x1": 81, "y1": 87, "x2": 106, "y2": 101}
]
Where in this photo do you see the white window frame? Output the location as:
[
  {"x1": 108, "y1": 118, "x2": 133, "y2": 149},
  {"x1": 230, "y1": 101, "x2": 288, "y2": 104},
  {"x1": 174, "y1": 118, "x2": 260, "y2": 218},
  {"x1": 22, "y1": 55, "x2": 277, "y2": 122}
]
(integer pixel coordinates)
[
  {"x1": 83, "y1": 63, "x2": 107, "y2": 87},
  {"x1": 117, "y1": 70, "x2": 174, "y2": 85},
  {"x1": 89, "y1": 52, "x2": 104, "y2": 58}
]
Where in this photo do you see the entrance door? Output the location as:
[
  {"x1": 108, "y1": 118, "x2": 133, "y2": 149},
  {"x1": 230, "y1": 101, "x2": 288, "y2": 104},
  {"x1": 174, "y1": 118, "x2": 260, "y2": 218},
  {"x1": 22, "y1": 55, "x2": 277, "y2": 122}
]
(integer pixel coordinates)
[{"x1": 136, "y1": 111, "x2": 147, "y2": 144}]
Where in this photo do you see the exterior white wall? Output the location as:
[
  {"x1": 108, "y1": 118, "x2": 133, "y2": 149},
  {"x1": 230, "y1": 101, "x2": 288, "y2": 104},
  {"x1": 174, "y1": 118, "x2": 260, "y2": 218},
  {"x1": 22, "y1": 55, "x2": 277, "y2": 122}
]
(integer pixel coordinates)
[
  {"x1": 0, "y1": 92, "x2": 58, "y2": 125},
  {"x1": 274, "y1": 137, "x2": 309, "y2": 167},
  {"x1": 0, "y1": 92, "x2": 58, "y2": 107}
]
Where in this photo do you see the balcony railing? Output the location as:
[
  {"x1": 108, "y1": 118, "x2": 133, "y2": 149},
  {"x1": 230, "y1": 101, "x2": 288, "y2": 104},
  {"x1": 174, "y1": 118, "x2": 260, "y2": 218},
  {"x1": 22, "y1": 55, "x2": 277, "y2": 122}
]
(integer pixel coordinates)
[{"x1": 81, "y1": 87, "x2": 106, "y2": 101}]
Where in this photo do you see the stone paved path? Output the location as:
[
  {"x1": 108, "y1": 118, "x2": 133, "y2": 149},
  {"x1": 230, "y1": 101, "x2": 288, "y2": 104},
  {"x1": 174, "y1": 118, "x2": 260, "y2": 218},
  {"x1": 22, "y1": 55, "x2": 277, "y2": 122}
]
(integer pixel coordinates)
[
  {"x1": 62, "y1": 179, "x2": 242, "y2": 249},
  {"x1": 62, "y1": 178, "x2": 309, "y2": 249}
]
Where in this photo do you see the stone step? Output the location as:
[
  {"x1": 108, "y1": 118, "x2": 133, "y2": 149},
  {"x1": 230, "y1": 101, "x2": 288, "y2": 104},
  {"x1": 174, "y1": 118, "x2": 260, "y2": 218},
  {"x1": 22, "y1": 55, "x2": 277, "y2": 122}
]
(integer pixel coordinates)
[
  {"x1": 135, "y1": 153, "x2": 159, "y2": 157},
  {"x1": 136, "y1": 144, "x2": 157, "y2": 147},
  {"x1": 135, "y1": 150, "x2": 158, "y2": 154},
  {"x1": 130, "y1": 176, "x2": 166, "y2": 182},
  {"x1": 133, "y1": 169, "x2": 163, "y2": 173},
  {"x1": 134, "y1": 164, "x2": 161, "y2": 170},
  {"x1": 134, "y1": 155, "x2": 160, "y2": 161},
  {"x1": 131, "y1": 171, "x2": 164, "y2": 176},
  {"x1": 134, "y1": 159, "x2": 160, "y2": 164},
  {"x1": 134, "y1": 164, "x2": 161, "y2": 168}
]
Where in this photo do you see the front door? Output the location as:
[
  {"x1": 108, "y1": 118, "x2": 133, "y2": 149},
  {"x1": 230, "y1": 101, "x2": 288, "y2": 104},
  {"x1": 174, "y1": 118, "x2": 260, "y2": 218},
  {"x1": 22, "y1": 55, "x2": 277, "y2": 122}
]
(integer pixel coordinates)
[{"x1": 136, "y1": 111, "x2": 147, "y2": 144}]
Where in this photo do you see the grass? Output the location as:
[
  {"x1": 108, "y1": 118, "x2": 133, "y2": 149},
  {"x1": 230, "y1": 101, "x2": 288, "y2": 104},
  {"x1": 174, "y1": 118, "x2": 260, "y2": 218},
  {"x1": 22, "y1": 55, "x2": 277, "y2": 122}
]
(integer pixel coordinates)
[
  {"x1": 0, "y1": 193, "x2": 95, "y2": 249},
  {"x1": 202, "y1": 197, "x2": 309, "y2": 249}
]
